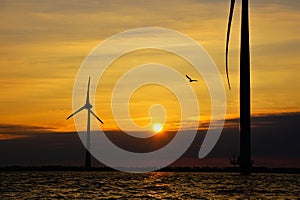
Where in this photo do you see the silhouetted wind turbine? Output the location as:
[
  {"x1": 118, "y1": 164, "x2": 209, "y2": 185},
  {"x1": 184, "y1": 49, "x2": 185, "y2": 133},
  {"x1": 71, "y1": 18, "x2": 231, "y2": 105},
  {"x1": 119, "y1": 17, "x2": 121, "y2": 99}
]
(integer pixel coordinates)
[
  {"x1": 226, "y1": 0, "x2": 252, "y2": 175},
  {"x1": 186, "y1": 74, "x2": 197, "y2": 82},
  {"x1": 66, "y1": 77, "x2": 104, "y2": 169}
]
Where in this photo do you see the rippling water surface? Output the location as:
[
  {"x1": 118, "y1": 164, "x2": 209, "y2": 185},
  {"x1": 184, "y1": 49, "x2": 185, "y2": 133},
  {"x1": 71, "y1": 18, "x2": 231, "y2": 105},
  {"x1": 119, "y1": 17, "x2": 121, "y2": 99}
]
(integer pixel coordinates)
[{"x1": 1, "y1": 172, "x2": 299, "y2": 199}]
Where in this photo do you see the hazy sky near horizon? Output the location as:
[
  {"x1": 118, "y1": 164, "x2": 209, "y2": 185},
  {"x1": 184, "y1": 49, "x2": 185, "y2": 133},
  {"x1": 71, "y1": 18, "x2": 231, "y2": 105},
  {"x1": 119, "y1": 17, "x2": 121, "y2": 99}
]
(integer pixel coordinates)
[
  {"x1": 1, "y1": 113, "x2": 299, "y2": 167},
  {"x1": 0, "y1": 0, "x2": 299, "y2": 133}
]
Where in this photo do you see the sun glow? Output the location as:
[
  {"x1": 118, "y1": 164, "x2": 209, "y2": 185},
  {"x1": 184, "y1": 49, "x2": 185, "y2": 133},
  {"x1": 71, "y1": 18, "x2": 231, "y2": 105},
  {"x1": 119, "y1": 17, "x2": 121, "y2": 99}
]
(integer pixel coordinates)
[{"x1": 152, "y1": 123, "x2": 163, "y2": 133}]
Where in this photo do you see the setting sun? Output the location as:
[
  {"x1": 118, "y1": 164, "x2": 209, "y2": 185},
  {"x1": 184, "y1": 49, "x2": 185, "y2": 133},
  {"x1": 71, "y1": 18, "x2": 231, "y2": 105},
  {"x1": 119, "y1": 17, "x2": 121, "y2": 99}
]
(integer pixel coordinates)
[{"x1": 152, "y1": 123, "x2": 163, "y2": 133}]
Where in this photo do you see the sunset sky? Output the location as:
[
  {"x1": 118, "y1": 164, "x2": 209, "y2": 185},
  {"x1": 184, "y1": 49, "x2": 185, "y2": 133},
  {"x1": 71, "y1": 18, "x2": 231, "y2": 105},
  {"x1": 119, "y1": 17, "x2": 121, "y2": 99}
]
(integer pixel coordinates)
[{"x1": 0, "y1": 0, "x2": 299, "y2": 167}]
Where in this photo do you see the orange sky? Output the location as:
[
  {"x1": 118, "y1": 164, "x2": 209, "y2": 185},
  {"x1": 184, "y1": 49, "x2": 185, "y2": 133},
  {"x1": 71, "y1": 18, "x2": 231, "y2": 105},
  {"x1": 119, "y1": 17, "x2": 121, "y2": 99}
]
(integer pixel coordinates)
[{"x1": 0, "y1": 0, "x2": 299, "y2": 133}]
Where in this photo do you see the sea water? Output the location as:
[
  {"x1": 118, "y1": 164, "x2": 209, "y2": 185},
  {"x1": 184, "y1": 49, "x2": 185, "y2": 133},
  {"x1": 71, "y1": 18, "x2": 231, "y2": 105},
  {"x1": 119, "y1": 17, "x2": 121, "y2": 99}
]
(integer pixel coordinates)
[{"x1": 1, "y1": 172, "x2": 299, "y2": 199}]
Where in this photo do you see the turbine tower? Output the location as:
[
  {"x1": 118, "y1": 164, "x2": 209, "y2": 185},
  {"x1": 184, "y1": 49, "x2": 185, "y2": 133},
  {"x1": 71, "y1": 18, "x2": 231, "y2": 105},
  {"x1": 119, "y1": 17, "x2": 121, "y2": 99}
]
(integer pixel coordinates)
[
  {"x1": 226, "y1": 0, "x2": 252, "y2": 175},
  {"x1": 66, "y1": 77, "x2": 104, "y2": 169}
]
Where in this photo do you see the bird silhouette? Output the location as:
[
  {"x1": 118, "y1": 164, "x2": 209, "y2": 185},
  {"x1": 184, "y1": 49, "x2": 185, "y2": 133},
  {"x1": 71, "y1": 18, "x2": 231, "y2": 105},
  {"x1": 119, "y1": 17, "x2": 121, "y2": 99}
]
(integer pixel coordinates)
[{"x1": 186, "y1": 75, "x2": 197, "y2": 82}]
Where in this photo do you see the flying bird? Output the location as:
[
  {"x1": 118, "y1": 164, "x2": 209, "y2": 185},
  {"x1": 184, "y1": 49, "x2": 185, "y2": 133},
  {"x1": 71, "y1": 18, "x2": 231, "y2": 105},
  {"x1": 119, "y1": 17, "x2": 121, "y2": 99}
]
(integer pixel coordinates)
[{"x1": 186, "y1": 75, "x2": 197, "y2": 82}]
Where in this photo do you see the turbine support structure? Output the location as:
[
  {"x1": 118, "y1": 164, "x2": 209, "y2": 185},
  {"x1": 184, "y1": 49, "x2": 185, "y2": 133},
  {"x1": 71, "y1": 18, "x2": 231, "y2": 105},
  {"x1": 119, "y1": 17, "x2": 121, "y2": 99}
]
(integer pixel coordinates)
[
  {"x1": 226, "y1": 0, "x2": 252, "y2": 175},
  {"x1": 239, "y1": 0, "x2": 252, "y2": 175}
]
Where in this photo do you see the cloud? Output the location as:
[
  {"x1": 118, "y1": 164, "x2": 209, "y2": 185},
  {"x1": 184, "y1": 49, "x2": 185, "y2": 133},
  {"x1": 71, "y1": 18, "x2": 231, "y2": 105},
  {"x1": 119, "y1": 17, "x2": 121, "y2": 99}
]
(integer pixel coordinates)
[
  {"x1": 0, "y1": 124, "x2": 55, "y2": 140},
  {"x1": 0, "y1": 112, "x2": 299, "y2": 167},
  {"x1": 0, "y1": 124, "x2": 54, "y2": 133}
]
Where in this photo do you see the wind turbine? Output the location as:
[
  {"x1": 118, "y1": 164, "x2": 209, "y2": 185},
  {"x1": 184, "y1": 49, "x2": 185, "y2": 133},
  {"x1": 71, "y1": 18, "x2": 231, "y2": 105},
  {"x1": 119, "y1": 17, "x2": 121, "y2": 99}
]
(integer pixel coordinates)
[
  {"x1": 66, "y1": 77, "x2": 104, "y2": 169},
  {"x1": 226, "y1": 0, "x2": 252, "y2": 175}
]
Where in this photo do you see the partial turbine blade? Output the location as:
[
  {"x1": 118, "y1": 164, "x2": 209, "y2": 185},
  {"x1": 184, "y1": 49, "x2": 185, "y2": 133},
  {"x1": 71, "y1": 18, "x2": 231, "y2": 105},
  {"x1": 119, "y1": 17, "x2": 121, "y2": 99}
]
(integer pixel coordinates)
[
  {"x1": 90, "y1": 110, "x2": 104, "y2": 124},
  {"x1": 225, "y1": 0, "x2": 235, "y2": 90},
  {"x1": 86, "y1": 77, "x2": 91, "y2": 105},
  {"x1": 66, "y1": 106, "x2": 85, "y2": 120}
]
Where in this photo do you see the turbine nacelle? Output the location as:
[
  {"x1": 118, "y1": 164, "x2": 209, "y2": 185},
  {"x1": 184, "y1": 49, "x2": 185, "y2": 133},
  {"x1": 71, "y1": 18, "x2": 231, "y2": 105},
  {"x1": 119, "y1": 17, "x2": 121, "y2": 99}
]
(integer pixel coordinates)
[{"x1": 84, "y1": 103, "x2": 93, "y2": 110}]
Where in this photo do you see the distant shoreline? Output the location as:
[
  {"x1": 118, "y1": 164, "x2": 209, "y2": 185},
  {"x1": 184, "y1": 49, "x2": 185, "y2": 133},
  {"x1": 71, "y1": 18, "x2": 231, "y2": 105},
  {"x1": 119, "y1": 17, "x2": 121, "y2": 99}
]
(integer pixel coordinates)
[{"x1": 1, "y1": 166, "x2": 299, "y2": 174}]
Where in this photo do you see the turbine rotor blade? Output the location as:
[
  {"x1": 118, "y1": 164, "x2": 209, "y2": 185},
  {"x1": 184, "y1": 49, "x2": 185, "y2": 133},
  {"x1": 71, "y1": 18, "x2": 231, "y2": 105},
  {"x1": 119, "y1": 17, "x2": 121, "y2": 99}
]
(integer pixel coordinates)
[
  {"x1": 66, "y1": 106, "x2": 85, "y2": 120},
  {"x1": 90, "y1": 110, "x2": 104, "y2": 124},
  {"x1": 86, "y1": 77, "x2": 91, "y2": 104},
  {"x1": 225, "y1": 0, "x2": 235, "y2": 90}
]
